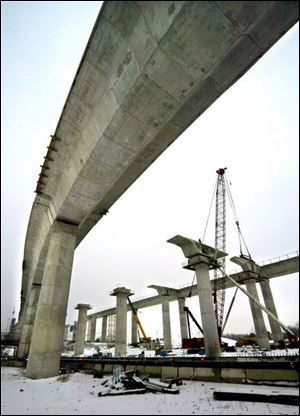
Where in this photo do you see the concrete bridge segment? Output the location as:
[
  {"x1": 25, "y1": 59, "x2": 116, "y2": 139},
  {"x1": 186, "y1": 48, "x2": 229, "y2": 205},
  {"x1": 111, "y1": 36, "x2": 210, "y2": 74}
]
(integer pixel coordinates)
[{"x1": 15, "y1": 1, "x2": 299, "y2": 377}]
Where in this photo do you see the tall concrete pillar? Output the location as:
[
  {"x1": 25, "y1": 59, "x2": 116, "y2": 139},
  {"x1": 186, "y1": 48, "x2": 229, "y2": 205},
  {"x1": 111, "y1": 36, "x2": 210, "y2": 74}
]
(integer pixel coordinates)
[
  {"x1": 87, "y1": 316, "x2": 97, "y2": 342},
  {"x1": 74, "y1": 304, "x2": 92, "y2": 355},
  {"x1": 110, "y1": 287, "x2": 133, "y2": 356},
  {"x1": 26, "y1": 221, "x2": 77, "y2": 379},
  {"x1": 231, "y1": 256, "x2": 270, "y2": 350},
  {"x1": 245, "y1": 280, "x2": 270, "y2": 349},
  {"x1": 17, "y1": 283, "x2": 41, "y2": 358},
  {"x1": 194, "y1": 261, "x2": 222, "y2": 357},
  {"x1": 168, "y1": 235, "x2": 225, "y2": 358},
  {"x1": 259, "y1": 279, "x2": 284, "y2": 343},
  {"x1": 148, "y1": 285, "x2": 172, "y2": 350},
  {"x1": 178, "y1": 297, "x2": 188, "y2": 340},
  {"x1": 161, "y1": 295, "x2": 172, "y2": 350},
  {"x1": 101, "y1": 316, "x2": 108, "y2": 342},
  {"x1": 131, "y1": 311, "x2": 138, "y2": 344},
  {"x1": 72, "y1": 321, "x2": 77, "y2": 341}
]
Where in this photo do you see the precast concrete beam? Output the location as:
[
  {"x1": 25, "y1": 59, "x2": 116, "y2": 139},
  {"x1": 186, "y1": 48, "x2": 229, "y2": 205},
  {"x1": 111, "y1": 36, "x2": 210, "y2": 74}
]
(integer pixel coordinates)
[
  {"x1": 19, "y1": 2, "x2": 299, "y2": 344},
  {"x1": 88, "y1": 255, "x2": 298, "y2": 321},
  {"x1": 74, "y1": 303, "x2": 92, "y2": 355},
  {"x1": 110, "y1": 287, "x2": 133, "y2": 356},
  {"x1": 26, "y1": 221, "x2": 77, "y2": 379}
]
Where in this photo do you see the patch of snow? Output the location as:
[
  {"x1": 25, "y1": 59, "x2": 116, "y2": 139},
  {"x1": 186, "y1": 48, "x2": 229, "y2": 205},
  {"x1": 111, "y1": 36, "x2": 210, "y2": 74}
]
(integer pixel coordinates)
[{"x1": 1, "y1": 367, "x2": 299, "y2": 415}]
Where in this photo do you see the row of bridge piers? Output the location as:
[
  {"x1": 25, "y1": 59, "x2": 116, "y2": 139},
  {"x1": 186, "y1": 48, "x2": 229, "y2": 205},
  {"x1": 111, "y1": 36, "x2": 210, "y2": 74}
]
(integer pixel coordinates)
[
  {"x1": 70, "y1": 236, "x2": 285, "y2": 358},
  {"x1": 15, "y1": 233, "x2": 291, "y2": 379}
]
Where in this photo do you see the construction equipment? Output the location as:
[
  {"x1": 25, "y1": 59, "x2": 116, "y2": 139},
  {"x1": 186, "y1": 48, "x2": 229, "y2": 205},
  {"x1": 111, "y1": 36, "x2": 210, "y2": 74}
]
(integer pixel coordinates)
[
  {"x1": 202, "y1": 168, "x2": 253, "y2": 339},
  {"x1": 236, "y1": 335, "x2": 257, "y2": 347},
  {"x1": 127, "y1": 297, "x2": 151, "y2": 343},
  {"x1": 213, "y1": 168, "x2": 227, "y2": 339},
  {"x1": 182, "y1": 306, "x2": 204, "y2": 349}
]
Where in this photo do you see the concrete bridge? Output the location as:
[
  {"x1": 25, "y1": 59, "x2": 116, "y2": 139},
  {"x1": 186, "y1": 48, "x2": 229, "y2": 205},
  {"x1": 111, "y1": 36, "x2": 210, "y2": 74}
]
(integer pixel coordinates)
[
  {"x1": 81, "y1": 251, "x2": 298, "y2": 354},
  {"x1": 89, "y1": 252, "x2": 299, "y2": 318},
  {"x1": 15, "y1": 1, "x2": 298, "y2": 378}
]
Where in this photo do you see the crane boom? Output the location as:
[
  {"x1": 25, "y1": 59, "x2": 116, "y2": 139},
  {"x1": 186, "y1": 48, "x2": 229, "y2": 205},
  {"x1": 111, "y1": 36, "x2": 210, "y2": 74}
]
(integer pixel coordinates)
[
  {"x1": 127, "y1": 297, "x2": 151, "y2": 342},
  {"x1": 183, "y1": 306, "x2": 203, "y2": 335},
  {"x1": 214, "y1": 168, "x2": 227, "y2": 338}
]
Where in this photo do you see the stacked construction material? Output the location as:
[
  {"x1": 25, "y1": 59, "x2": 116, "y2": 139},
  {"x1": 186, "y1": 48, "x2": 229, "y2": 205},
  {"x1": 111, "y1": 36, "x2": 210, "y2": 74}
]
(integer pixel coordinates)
[{"x1": 98, "y1": 369, "x2": 181, "y2": 396}]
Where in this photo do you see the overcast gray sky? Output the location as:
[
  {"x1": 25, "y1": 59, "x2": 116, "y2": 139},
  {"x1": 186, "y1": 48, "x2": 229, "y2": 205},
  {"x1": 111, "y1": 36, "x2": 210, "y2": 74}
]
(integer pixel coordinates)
[{"x1": 1, "y1": 2, "x2": 299, "y2": 342}]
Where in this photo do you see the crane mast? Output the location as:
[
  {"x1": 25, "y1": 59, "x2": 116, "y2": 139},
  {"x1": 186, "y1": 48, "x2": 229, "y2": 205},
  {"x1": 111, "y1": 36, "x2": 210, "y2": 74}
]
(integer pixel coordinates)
[{"x1": 213, "y1": 167, "x2": 227, "y2": 338}]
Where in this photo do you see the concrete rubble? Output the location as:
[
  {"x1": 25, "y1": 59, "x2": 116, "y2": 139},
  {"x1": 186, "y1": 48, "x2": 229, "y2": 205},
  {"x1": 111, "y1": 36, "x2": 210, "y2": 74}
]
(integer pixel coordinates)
[{"x1": 97, "y1": 368, "x2": 181, "y2": 396}]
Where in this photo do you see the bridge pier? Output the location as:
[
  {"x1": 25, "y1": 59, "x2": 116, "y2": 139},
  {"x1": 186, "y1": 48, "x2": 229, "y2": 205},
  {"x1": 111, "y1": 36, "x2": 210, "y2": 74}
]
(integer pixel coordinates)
[
  {"x1": 131, "y1": 310, "x2": 138, "y2": 345},
  {"x1": 178, "y1": 296, "x2": 188, "y2": 341},
  {"x1": 259, "y1": 279, "x2": 284, "y2": 344},
  {"x1": 161, "y1": 294, "x2": 172, "y2": 350},
  {"x1": 231, "y1": 256, "x2": 270, "y2": 349},
  {"x1": 101, "y1": 316, "x2": 108, "y2": 342},
  {"x1": 168, "y1": 235, "x2": 225, "y2": 358},
  {"x1": 149, "y1": 287, "x2": 172, "y2": 350},
  {"x1": 110, "y1": 287, "x2": 133, "y2": 356},
  {"x1": 26, "y1": 221, "x2": 77, "y2": 379},
  {"x1": 74, "y1": 304, "x2": 92, "y2": 355},
  {"x1": 17, "y1": 283, "x2": 41, "y2": 358},
  {"x1": 87, "y1": 315, "x2": 97, "y2": 342}
]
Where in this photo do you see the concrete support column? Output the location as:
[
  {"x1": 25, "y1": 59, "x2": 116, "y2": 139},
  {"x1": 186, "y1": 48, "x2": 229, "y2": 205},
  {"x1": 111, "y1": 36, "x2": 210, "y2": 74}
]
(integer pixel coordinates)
[
  {"x1": 259, "y1": 279, "x2": 283, "y2": 343},
  {"x1": 178, "y1": 297, "x2": 188, "y2": 341},
  {"x1": 74, "y1": 304, "x2": 92, "y2": 355},
  {"x1": 26, "y1": 221, "x2": 77, "y2": 379},
  {"x1": 17, "y1": 283, "x2": 41, "y2": 358},
  {"x1": 162, "y1": 296, "x2": 172, "y2": 350},
  {"x1": 72, "y1": 321, "x2": 77, "y2": 341},
  {"x1": 131, "y1": 311, "x2": 138, "y2": 344},
  {"x1": 194, "y1": 262, "x2": 221, "y2": 358},
  {"x1": 167, "y1": 235, "x2": 225, "y2": 358},
  {"x1": 245, "y1": 280, "x2": 270, "y2": 349},
  {"x1": 87, "y1": 316, "x2": 97, "y2": 342},
  {"x1": 64, "y1": 325, "x2": 70, "y2": 341},
  {"x1": 110, "y1": 287, "x2": 133, "y2": 356},
  {"x1": 101, "y1": 316, "x2": 108, "y2": 342}
]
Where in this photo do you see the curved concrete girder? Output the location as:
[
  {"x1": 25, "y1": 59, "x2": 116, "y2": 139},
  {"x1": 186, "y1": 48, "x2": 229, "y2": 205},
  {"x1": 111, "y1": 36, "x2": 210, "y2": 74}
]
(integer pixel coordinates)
[
  {"x1": 19, "y1": 1, "x2": 299, "y2": 324},
  {"x1": 17, "y1": 195, "x2": 56, "y2": 325}
]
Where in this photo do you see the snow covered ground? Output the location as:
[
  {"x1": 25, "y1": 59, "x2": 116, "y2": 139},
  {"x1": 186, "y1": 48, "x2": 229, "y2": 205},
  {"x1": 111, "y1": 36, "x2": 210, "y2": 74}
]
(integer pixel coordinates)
[{"x1": 1, "y1": 366, "x2": 299, "y2": 415}]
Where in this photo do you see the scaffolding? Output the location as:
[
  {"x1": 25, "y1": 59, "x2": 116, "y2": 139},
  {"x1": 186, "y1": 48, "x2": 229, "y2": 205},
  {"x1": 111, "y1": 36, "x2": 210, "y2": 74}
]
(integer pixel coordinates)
[{"x1": 106, "y1": 314, "x2": 116, "y2": 344}]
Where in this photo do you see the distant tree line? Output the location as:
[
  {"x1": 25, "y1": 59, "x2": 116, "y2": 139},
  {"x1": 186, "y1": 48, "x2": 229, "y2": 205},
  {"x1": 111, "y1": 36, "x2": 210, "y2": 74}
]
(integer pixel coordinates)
[{"x1": 224, "y1": 322, "x2": 299, "y2": 340}]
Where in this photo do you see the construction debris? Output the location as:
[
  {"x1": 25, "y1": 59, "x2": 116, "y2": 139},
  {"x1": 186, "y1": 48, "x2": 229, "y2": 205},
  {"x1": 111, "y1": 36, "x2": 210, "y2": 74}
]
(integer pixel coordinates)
[{"x1": 98, "y1": 368, "x2": 180, "y2": 397}]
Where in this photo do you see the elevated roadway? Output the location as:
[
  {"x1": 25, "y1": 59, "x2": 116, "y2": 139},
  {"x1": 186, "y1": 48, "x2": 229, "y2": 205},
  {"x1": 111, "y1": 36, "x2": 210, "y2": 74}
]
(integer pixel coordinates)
[
  {"x1": 15, "y1": 2, "x2": 299, "y2": 377},
  {"x1": 89, "y1": 253, "x2": 299, "y2": 318},
  {"x1": 19, "y1": 2, "x2": 299, "y2": 325}
]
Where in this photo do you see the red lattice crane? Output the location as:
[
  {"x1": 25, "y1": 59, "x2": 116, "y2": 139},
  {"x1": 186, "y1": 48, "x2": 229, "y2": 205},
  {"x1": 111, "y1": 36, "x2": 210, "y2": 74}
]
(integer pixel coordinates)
[{"x1": 213, "y1": 168, "x2": 227, "y2": 339}]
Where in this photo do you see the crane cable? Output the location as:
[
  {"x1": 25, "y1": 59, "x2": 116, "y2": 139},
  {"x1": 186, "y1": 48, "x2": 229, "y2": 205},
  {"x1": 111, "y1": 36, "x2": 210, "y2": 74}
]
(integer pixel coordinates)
[
  {"x1": 202, "y1": 177, "x2": 218, "y2": 243},
  {"x1": 187, "y1": 177, "x2": 218, "y2": 296},
  {"x1": 188, "y1": 272, "x2": 196, "y2": 297},
  {"x1": 224, "y1": 174, "x2": 252, "y2": 260}
]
